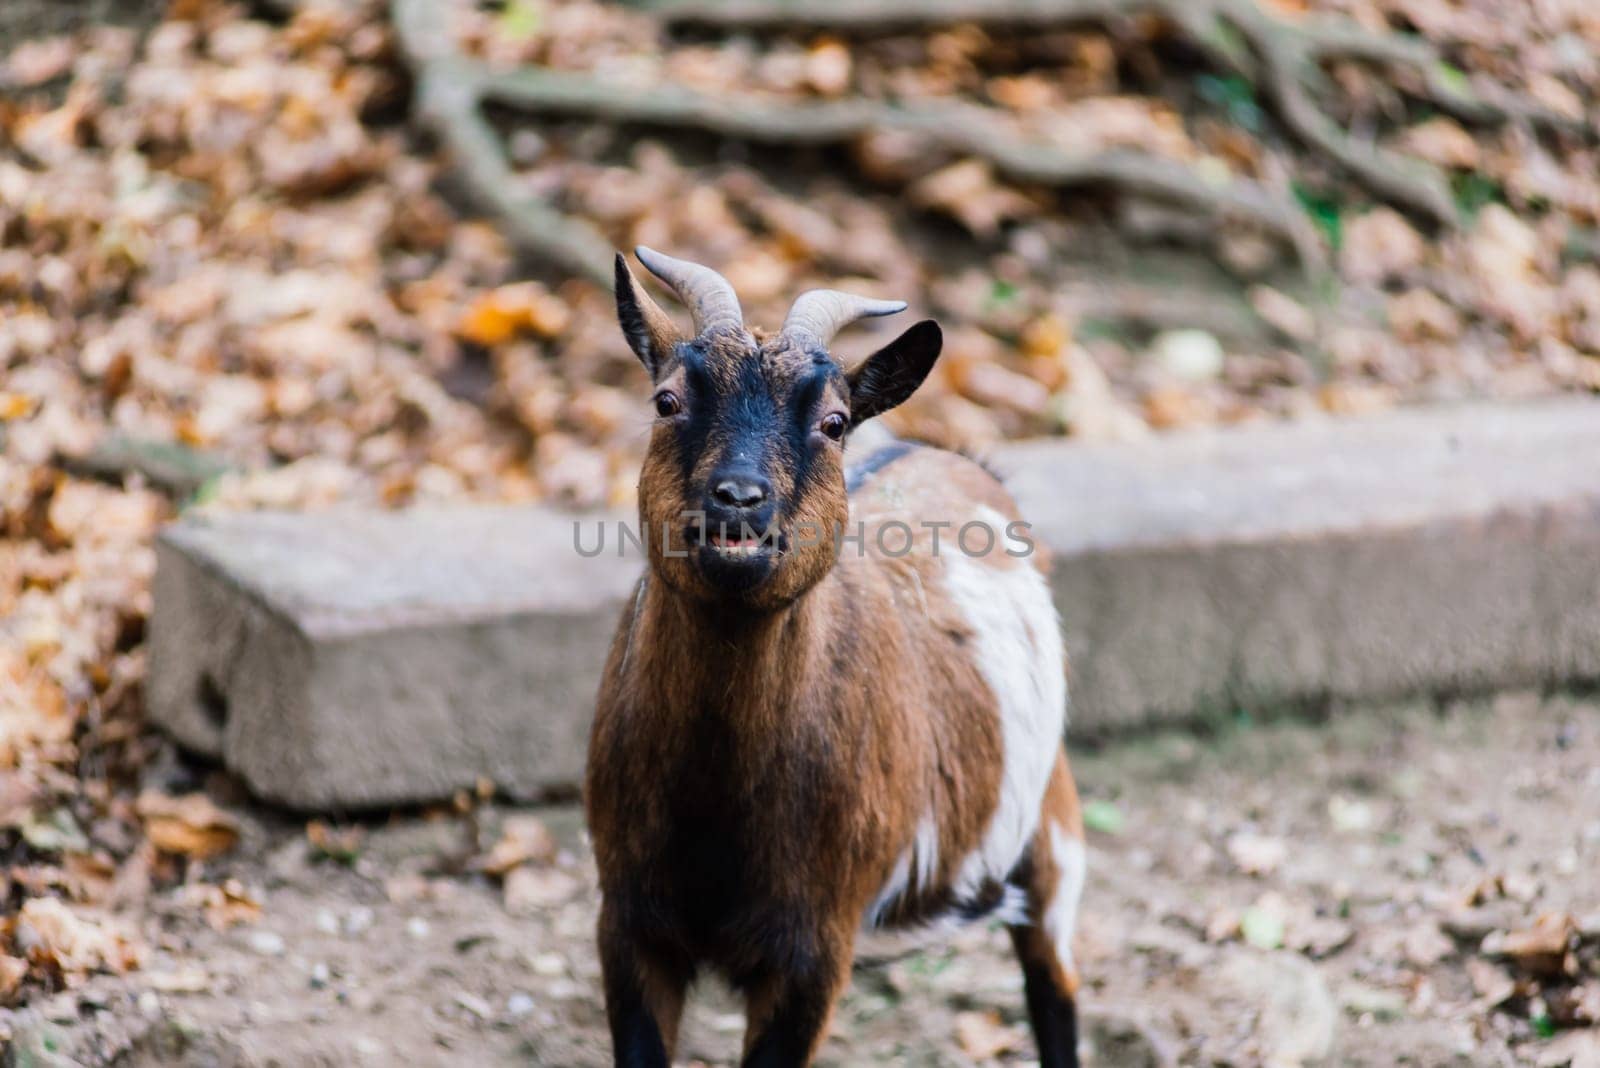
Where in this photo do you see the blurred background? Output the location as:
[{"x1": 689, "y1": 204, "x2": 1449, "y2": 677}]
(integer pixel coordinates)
[{"x1": 2, "y1": 0, "x2": 1599, "y2": 1064}]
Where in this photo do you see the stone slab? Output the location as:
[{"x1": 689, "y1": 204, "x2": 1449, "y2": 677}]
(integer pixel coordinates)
[
  {"x1": 999, "y1": 398, "x2": 1600, "y2": 728},
  {"x1": 147, "y1": 398, "x2": 1600, "y2": 807},
  {"x1": 149, "y1": 506, "x2": 641, "y2": 808}
]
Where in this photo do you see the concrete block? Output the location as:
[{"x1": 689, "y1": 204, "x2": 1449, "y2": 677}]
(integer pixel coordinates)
[
  {"x1": 149, "y1": 506, "x2": 642, "y2": 808},
  {"x1": 1000, "y1": 398, "x2": 1600, "y2": 729},
  {"x1": 148, "y1": 398, "x2": 1600, "y2": 806}
]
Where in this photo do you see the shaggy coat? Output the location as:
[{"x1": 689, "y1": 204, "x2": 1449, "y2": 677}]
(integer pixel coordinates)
[{"x1": 586, "y1": 250, "x2": 1085, "y2": 1068}]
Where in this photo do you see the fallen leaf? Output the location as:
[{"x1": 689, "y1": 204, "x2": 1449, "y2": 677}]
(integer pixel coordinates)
[
  {"x1": 1484, "y1": 912, "x2": 1577, "y2": 977},
  {"x1": 504, "y1": 866, "x2": 580, "y2": 914},
  {"x1": 176, "y1": 880, "x2": 262, "y2": 930},
  {"x1": 1466, "y1": 957, "x2": 1516, "y2": 1008},
  {"x1": 1326, "y1": 795, "x2": 1376, "y2": 834},
  {"x1": 1402, "y1": 922, "x2": 1454, "y2": 967},
  {"x1": 1227, "y1": 832, "x2": 1287, "y2": 877},
  {"x1": 1341, "y1": 208, "x2": 1427, "y2": 285},
  {"x1": 1397, "y1": 117, "x2": 1479, "y2": 169},
  {"x1": 908, "y1": 159, "x2": 1037, "y2": 237},
  {"x1": 12, "y1": 897, "x2": 142, "y2": 976},
  {"x1": 1082, "y1": 799, "x2": 1125, "y2": 836},
  {"x1": 1241, "y1": 902, "x2": 1287, "y2": 951},
  {"x1": 0, "y1": 392, "x2": 41, "y2": 421},
  {"x1": 803, "y1": 39, "x2": 852, "y2": 97},
  {"x1": 1249, "y1": 286, "x2": 1316, "y2": 343},
  {"x1": 475, "y1": 814, "x2": 557, "y2": 877},
  {"x1": 136, "y1": 792, "x2": 240, "y2": 860},
  {"x1": 1537, "y1": 1030, "x2": 1600, "y2": 1068},
  {"x1": 306, "y1": 820, "x2": 364, "y2": 864},
  {"x1": 455, "y1": 284, "x2": 571, "y2": 346},
  {"x1": 953, "y1": 1009, "x2": 1024, "y2": 1060},
  {"x1": 146, "y1": 966, "x2": 210, "y2": 993},
  {"x1": 1151, "y1": 329, "x2": 1225, "y2": 382},
  {"x1": 0, "y1": 955, "x2": 27, "y2": 1001},
  {"x1": 1388, "y1": 289, "x2": 1462, "y2": 343}
]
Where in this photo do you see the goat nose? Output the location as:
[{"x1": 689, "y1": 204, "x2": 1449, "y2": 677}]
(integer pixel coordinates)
[{"x1": 713, "y1": 476, "x2": 769, "y2": 508}]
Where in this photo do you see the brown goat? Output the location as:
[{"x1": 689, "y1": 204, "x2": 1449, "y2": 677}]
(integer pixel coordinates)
[{"x1": 586, "y1": 248, "x2": 1086, "y2": 1068}]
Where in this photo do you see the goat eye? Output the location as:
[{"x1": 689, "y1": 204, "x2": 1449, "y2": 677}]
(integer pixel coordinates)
[
  {"x1": 819, "y1": 413, "x2": 847, "y2": 440},
  {"x1": 654, "y1": 392, "x2": 681, "y2": 418}
]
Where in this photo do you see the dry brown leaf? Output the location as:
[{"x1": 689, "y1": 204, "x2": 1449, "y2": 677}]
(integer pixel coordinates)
[
  {"x1": 908, "y1": 160, "x2": 1037, "y2": 237},
  {"x1": 1401, "y1": 922, "x2": 1454, "y2": 967},
  {"x1": 455, "y1": 284, "x2": 571, "y2": 346},
  {"x1": 1249, "y1": 286, "x2": 1316, "y2": 343},
  {"x1": 137, "y1": 792, "x2": 240, "y2": 860},
  {"x1": 4, "y1": 37, "x2": 78, "y2": 87},
  {"x1": 13, "y1": 897, "x2": 142, "y2": 977},
  {"x1": 476, "y1": 814, "x2": 557, "y2": 877},
  {"x1": 0, "y1": 955, "x2": 27, "y2": 1001},
  {"x1": 504, "y1": 866, "x2": 581, "y2": 915},
  {"x1": 1550, "y1": 982, "x2": 1600, "y2": 1028},
  {"x1": 1318, "y1": 383, "x2": 1396, "y2": 417},
  {"x1": 1341, "y1": 209, "x2": 1427, "y2": 285},
  {"x1": 177, "y1": 879, "x2": 263, "y2": 931},
  {"x1": 1019, "y1": 313, "x2": 1071, "y2": 362},
  {"x1": 1388, "y1": 289, "x2": 1462, "y2": 343},
  {"x1": 0, "y1": 392, "x2": 40, "y2": 421},
  {"x1": 1143, "y1": 386, "x2": 1217, "y2": 429},
  {"x1": 1226, "y1": 832, "x2": 1288, "y2": 877},
  {"x1": 953, "y1": 1009, "x2": 1024, "y2": 1060},
  {"x1": 1491, "y1": 912, "x2": 1577, "y2": 976},
  {"x1": 145, "y1": 966, "x2": 211, "y2": 993},
  {"x1": 1466, "y1": 957, "x2": 1516, "y2": 1007},
  {"x1": 306, "y1": 820, "x2": 364, "y2": 862},
  {"x1": 803, "y1": 40, "x2": 852, "y2": 97},
  {"x1": 1397, "y1": 117, "x2": 1479, "y2": 169},
  {"x1": 1036, "y1": 96, "x2": 1196, "y2": 160},
  {"x1": 1537, "y1": 1030, "x2": 1600, "y2": 1068}
]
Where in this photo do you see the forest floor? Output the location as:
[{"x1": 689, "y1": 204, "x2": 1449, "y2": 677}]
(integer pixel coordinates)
[
  {"x1": 6, "y1": 690, "x2": 1598, "y2": 1067},
  {"x1": 4, "y1": 3, "x2": 1600, "y2": 1064}
]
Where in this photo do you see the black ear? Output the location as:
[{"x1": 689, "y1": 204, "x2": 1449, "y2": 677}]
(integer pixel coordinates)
[
  {"x1": 614, "y1": 253, "x2": 681, "y2": 378},
  {"x1": 846, "y1": 320, "x2": 942, "y2": 426}
]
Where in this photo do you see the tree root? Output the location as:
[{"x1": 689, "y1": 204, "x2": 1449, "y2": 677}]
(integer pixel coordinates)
[
  {"x1": 476, "y1": 66, "x2": 1300, "y2": 235},
  {"x1": 392, "y1": 0, "x2": 1304, "y2": 277},
  {"x1": 391, "y1": 0, "x2": 615, "y2": 285},
  {"x1": 646, "y1": 0, "x2": 1591, "y2": 227}
]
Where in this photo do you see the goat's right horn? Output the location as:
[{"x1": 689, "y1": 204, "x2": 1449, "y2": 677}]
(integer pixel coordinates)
[{"x1": 634, "y1": 246, "x2": 745, "y2": 337}]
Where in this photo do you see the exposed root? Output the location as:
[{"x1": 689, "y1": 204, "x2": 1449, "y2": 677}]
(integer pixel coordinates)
[
  {"x1": 646, "y1": 0, "x2": 1591, "y2": 227},
  {"x1": 476, "y1": 66, "x2": 1300, "y2": 236},
  {"x1": 391, "y1": 0, "x2": 1301, "y2": 277},
  {"x1": 391, "y1": 0, "x2": 614, "y2": 285},
  {"x1": 392, "y1": 0, "x2": 1582, "y2": 289}
]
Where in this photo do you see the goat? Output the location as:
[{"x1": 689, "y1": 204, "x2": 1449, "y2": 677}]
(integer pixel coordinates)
[{"x1": 586, "y1": 248, "x2": 1086, "y2": 1068}]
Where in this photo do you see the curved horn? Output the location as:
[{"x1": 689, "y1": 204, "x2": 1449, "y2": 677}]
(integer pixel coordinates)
[
  {"x1": 634, "y1": 246, "x2": 744, "y2": 337},
  {"x1": 780, "y1": 290, "x2": 907, "y2": 353}
]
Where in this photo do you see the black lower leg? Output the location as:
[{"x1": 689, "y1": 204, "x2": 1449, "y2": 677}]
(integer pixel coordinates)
[
  {"x1": 598, "y1": 932, "x2": 674, "y2": 1068},
  {"x1": 741, "y1": 965, "x2": 841, "y2": 1068},
  {"x1": 1017, "y1": 953, "x2": 1080, "y2": 1068}
]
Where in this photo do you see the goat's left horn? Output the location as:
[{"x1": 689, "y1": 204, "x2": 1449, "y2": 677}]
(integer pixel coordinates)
[
  {"x1": 780, "y1": 290, "x2": 907, "y2": 353},
  {"x1": 634, "y1": 246, "x2": 745, "y2": 337}
]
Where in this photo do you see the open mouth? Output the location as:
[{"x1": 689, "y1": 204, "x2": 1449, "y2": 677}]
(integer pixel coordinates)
[
  {"x1": 706, "y1": 529, "x2": 770, "y2": 556},
  {"x1": 686, "y1": 519, "x2": 785, "y2": 563}
]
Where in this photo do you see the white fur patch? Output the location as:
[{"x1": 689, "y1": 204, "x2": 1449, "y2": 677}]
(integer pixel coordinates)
[
  {"x1": 859, "y1": 507, "x2": 1068, "y2": 940},
  {"x1": 1045, "y1": 825, "x2": 1087, "y2": 970},
  {"x1": 865, "y1": 813, "x2": 941, "y2": 929},
  {"x1": 911, "y1": 813, "x2": 940, "y2": 890},
  {"x1": 942, "y1": 540, "x2": 1068, "y2": 902}
]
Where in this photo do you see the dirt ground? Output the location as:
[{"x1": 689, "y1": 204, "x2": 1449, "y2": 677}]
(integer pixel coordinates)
[{"x1": 5, "y1": 691, "x2": 1598, "y2": 1068}]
